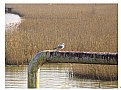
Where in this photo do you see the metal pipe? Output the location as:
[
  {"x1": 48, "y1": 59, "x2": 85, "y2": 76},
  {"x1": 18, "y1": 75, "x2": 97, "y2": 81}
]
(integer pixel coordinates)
[
  {"x1": 28, "y1": 50, "x2": 51, "y2": 88},
  {"x1": 28, "y1": 50, "x2": 118, "y2": 88},
  {"x1": 47, "y1": 51, "x2": 118, "y2": 65}
]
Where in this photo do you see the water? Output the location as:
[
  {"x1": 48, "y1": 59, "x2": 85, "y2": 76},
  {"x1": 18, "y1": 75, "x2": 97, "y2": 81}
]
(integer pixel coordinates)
[
  {"x1": 5, "y1": 13, "x2": 21, "y2": 25},
  {"x1": 5, "y1": 63, "x2": 118, "y2": 89},
  {"x1": 5, "y1": 13, "x2": 22, "y2": 30}
]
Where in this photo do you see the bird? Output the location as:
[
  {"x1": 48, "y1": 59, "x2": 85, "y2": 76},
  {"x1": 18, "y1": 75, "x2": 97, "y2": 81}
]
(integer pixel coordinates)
[{"x1": 53, "y1": 43, "x2": 65, "y2": 51}]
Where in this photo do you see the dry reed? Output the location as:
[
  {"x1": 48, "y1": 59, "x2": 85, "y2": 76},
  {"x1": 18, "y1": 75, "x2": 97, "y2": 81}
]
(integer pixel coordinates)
[{"x1": 5, "y1": 4, "x2": 118, "y2": 65}]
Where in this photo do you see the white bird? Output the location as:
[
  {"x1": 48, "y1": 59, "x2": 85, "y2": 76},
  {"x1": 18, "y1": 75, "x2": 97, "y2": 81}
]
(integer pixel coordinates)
[{"x1": 53, "y1": 43, "x2": 65, "y2": 51}]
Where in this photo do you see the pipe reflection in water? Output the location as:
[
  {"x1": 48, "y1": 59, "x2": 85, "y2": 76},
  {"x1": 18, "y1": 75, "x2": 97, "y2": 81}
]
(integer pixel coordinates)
[{"x1": 5, "y1": 63, "x2": 118, "y2": 89}]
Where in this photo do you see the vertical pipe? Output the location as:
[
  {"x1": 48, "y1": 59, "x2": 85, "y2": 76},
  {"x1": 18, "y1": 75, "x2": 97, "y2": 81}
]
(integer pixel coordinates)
[
  {"x1": 36, "y1": 68, "x2": 40, "y2": 88},
  {"x1": 28, "y1": 51, "x2": 47, "y2": 88},
  {"x1": 28, "y1": 50, "x2": 52, "y2": 88}
]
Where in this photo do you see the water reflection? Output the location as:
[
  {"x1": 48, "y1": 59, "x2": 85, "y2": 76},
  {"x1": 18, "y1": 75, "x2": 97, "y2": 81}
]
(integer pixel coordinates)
[
  {"x1": 5, "y1": 63, "x2": 118, "y2": 89},
  {"x1": 5, "y1": 65, "x2": 27, "y2": 88}
]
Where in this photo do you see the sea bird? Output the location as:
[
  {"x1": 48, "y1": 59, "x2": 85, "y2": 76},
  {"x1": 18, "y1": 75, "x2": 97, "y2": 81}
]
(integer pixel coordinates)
[{"x1": 53, "y1": 43, "x2": 65, "y2": 51}]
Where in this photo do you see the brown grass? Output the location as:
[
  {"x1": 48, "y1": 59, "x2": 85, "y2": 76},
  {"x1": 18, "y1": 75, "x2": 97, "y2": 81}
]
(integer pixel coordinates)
[{"x1": 5, "y1": 4, "x2": 118, "y2": 65}]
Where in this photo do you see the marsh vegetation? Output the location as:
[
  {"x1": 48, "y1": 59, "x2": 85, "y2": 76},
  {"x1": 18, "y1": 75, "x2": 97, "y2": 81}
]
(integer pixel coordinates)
[
  {"x1": 5, "y1": 4, "x2": 118, "y2": 89},
  {"x1": 5, "y1": 4, "x2": 118, "y2": 65}
]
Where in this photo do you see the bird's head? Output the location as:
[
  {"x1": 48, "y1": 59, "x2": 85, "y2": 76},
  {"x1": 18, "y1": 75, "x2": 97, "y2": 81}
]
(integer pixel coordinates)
[{"x1": 62, "y1": 43, "x2": 64, "y2": 45}]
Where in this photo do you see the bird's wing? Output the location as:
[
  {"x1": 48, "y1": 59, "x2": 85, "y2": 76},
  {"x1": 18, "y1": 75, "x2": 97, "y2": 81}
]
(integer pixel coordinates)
[{"x1": 57, "y1": 45, "x2": 63, "y2": 49}]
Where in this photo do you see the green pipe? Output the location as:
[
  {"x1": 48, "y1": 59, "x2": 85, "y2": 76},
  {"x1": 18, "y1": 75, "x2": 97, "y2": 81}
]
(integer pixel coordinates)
[{"x1": 28, "y1": 50, "x2": 51, "y2": 88}]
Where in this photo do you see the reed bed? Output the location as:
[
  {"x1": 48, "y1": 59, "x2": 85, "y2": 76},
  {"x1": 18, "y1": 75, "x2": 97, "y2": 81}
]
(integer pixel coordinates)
[{"x1": 5, "y1": 4, "x2": 118, "y2": 65}]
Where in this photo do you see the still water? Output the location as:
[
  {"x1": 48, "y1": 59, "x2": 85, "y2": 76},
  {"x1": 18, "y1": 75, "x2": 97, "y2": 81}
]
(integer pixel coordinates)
[
  {"x1": 5, "y1": 13, "x2": 21, "y2": 25},
  {"x1": 5, "y1": 63, "x2": 118, "y2": 89}
]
